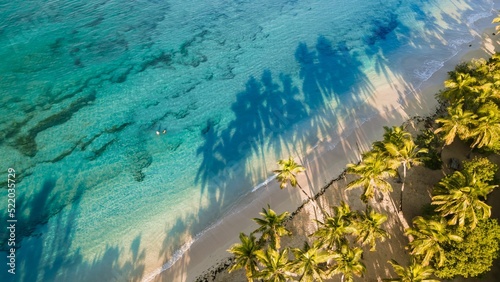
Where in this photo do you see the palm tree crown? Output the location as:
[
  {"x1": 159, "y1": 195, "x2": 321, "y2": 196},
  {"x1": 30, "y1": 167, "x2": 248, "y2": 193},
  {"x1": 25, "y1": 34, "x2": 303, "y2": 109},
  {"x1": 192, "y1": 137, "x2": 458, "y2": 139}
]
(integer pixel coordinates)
[
  {"x1": 290, "y1": 241, "x2": 332, "y2": 282},
  {"x1": 330, "y1": 244, "x2": 366, "y2": 282},
  {"x1": 252, "y1": 206, "x2": 291, "y2": 250},
  {"x1": 469, "y1": 101, "x2": 500, "y2": 149},
  {"x1": 313, "y1": 202, "x2": 357, "y2": 250},
  {"x1": 431, "y1": 171, "x2": 498, "y2": 230},
  {"x1": 274, "y1": 158, "x2": 325, "y2": 215},
  {"x1": 385, "y1": 138, "x2": 428, "y2": 211},
  {"x1": 346, "y1": 150, "x2": 397, "y2": 202},
  {"x1": 274, "y1": 157, "x2": 306, "y2": 189},
  {"x1": 405, "y1": 216, "x2": 462, "y2": 267},
  {"x1": 352, "y1": 206, "x2": 389, "y2": 251},
  {"x1": 385, "y1": 259, "x2": 439, "y2": 282},
  {"x1": 254, "y1": 247, "x2": 293, "y2": 282},
  {"x1": 228, "y1": 232, "x2": 261, "y2": 281},
  {"x1": 434, "y1": 103, "x2": 477, "y2": 146}
]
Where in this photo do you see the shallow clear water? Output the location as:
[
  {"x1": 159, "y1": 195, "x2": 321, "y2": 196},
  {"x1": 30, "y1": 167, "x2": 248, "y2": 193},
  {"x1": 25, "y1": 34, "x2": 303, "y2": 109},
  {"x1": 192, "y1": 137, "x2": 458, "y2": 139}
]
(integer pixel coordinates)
[{"x1": 0, "y1": 0, "x2": 497, "y2": 280}]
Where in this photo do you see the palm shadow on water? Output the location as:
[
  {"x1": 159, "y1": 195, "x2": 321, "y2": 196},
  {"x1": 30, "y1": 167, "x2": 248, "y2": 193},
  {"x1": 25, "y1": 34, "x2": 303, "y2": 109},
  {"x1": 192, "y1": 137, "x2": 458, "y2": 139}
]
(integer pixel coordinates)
[
  {"x1": 159, "y1": 34, "x2": 380, "y2": 280},
  {"x1": 294, "y1": 36, "x2": 375, "y2": 148},
  {"x1": 159, "y1": 0, "x2": 484, "y2": 277},
  {"x1": 0, "y1": 180, "x2": 146, "y2": 282},
  {"x1": 159, "y1": 70, "x2": 310, "y2": 274},
  {"x1": 194, "y1": 69, "x2": 309, "y2": 201}
]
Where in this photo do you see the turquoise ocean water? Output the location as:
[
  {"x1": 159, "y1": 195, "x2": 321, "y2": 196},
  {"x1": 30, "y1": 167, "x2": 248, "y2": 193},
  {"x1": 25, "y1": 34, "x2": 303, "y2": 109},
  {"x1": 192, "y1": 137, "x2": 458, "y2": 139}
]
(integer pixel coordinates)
[{"x1": 0, "y1": 0, "x2": 497, "y2": 281}]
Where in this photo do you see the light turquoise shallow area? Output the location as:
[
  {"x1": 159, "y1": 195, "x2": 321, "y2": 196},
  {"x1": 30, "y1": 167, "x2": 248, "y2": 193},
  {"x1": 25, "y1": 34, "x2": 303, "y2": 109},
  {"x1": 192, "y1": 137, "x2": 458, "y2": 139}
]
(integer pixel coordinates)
[{"x1": 0, "y1": 0, "x2": 497, "y2": 281}]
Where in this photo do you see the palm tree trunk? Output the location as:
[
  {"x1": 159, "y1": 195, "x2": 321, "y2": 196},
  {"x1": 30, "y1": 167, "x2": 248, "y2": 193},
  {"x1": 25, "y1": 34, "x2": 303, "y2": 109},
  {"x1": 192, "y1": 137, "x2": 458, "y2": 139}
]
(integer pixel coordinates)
[
  {"x1": 400, "y1": 163, "x2": 406, "y2": 212},
  {"x1": 297, "y1": 183, "x2": 327, "y2": 217},
  {"x1": 297, "y1": 182, "x2": 313, "y2": 201}
]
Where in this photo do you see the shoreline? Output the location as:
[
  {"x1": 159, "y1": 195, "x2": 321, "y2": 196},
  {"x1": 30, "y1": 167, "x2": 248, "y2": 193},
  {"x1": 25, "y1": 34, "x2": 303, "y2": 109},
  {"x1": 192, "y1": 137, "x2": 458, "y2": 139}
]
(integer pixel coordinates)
[{"x1": 153, "y1": 12, "x2": 500, "y2": 282}]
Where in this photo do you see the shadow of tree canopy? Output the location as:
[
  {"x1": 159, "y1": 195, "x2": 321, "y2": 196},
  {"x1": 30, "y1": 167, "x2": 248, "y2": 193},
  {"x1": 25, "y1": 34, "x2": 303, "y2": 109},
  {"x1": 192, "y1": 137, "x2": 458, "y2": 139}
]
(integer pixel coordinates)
[
  {"x1": 0, "y1": 180, "x2": 146, "y2": 282},
  {"x1": 161, "y1": 1, "x2": 483, "y2": 276},
  {"x1": 195, "y1": 70, "x2": 309, "y2": 202},
  {"x1": 293, "y1": 36, "x2": 376, "y2": 153}
]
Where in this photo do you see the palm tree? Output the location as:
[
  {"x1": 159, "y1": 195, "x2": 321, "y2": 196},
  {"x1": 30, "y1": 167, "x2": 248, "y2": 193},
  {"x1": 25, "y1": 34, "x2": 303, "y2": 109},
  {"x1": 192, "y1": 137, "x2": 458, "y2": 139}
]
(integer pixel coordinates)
[
  {"x1": 252, "y1": 205, "x2": 291, "y2": 249},
  {"x1": 405, "y1": 216, "x2": 462, "y2": 267},
  {"x1": 346, "y1": 150, "x2": 397, "y2": 203},
  {"x1": 330, "y1": 244, "x2": 366, "y2": 282},
  {"x1": 431, "y1": 171, "x2": 498, "y2": 230},
  {"x1": 228, "y1": 232, "x2": 261, "y2": 281},
  {"x1": 352, "y1": 206, "x2": 389, "y2": 251},
  {"x1": 274, "y1": 157, "x2": 306, "y2": 193},
  {"x1": 254, "y1": 247, "x2": 293, "y2": 282},
  {"x1": 313, "y1": 202, "x2": 357, "y2": 250},
  {"x1": 373, "y1": 126, "x2": 412, "y2": 152},
  {"x1": 469, "y1": 102, "x2": 500, "y2": 149},
  {"x1": 274, "y1": 157, "x2": 325, "y2": 215},
  {"x1": 442, "y1": 72, "x2": 477, "y2": 104},
  {"x1": 290, "y1": 241, "x2": 332, "y2": 282},
  {"x1": 434, "y1": 103, "x2": 476, "y2": 146},
  {"x1": 385, "y1": 139, "x2": 428, "y2": 211},
  {"x1": 385, "y1": 259, "x2": 439, "y2": 282}
]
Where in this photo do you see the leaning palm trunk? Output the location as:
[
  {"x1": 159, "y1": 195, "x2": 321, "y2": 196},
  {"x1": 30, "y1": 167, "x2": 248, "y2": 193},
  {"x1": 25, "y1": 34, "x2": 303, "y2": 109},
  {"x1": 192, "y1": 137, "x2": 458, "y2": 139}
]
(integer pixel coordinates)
[
  {"x1": 297, "y1": 183, "x2": 327, "y2": 217},
  {"x1": 400, "y1": 163, "x2": 407, "y2": 212}
]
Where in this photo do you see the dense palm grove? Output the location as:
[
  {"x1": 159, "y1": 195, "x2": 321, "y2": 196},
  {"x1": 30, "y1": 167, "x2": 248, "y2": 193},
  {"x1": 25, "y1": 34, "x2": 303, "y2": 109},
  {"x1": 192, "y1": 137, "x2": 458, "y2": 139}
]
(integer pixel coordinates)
[{"x1": 226, "y1": 21, "x2": 500, "y2": 282}]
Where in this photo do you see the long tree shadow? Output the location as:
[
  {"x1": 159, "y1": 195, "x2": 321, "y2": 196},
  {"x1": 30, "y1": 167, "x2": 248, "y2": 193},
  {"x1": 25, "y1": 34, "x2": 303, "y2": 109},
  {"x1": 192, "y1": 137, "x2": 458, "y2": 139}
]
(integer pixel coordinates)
[
  {"x1": 292, "y1": 35, "x2": 378, "y2": 160},
  {"x1": 159, "y1": 1, "x2": 497, "y2": 280},
  {"x1": 195, "y1": 69, "x2": 309, "y2": 202},
  {"x1": 0, "y1": 181, "x2": 147, "y2": 282}
]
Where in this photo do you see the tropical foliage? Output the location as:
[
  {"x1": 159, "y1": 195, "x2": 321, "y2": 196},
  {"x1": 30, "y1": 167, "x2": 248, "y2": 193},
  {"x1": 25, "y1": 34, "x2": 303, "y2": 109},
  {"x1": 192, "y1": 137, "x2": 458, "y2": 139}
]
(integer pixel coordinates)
[
  {"x1": 431, "y1": 170, "x2": 497, "y2": 230},
  {"x1": 254, "y1": 247, "x2": 293, "y2": 282},
  {"x1": 228, "y1": 232, "x2": 260, "y2": 281},
  {"x1": 434, "y1": 219, "x2": 500, "y2": 279},
  {"x1": 435, "y1": 55, "x2": 500, "y2": 151},
  {"x1": 274, "y1": 157, "x2": 307, "y2": 192},
  {"x1": 252, "y1": 206, "x2": 291, "y2": 250},
  {"x1": 462, "y1": 156, "x2": 498, "y2": 183},
  {"x1": 385, "y1": 138, "x2": 428, "y2": 210},
  {"x1": 313, "y1": 201, "x2": 357, "y2": 250},
  {"x1": 274, "y1": 157, "x2": 324, "y2": 214},
  {"x1": 405, "y1": 216, "x2": 462, "y2": 267},
  {"x1": 385, "y1": 259, "x2": 439, "y2": 282},
  {"x1": 290, "y1": 241, "x2": 331, "y2": 282},
  {"x1": 329, "y1": 244, "x2": 366, "y2": 282},
  {"x1": 352, "y1": 206, "x2": 389, "y2": 251},
  {"x1": 228, "y1": 49, "x2": 500, "y2": 282},
  {"x1": 346, "y1": 150, "x2": 397, "y2": 202}
]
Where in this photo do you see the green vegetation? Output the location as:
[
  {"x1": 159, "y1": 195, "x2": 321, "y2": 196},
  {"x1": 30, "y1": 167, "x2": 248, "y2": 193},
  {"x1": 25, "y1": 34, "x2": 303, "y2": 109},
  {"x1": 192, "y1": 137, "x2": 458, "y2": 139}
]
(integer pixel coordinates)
[
  {"x1": 415, "y1": 129, "x2": 442, "y2": 170},
  {"x1": 434, "y1": 219, "x2": 500, "y2": 279},
  {"x1": 252, "y1": 206, "x2": 291, "y2": 250},
  {"x1": 405, "y1": 216, "x2": 462, "y2": 267},
  {"x1": 346, "y1": 150, "x2": 397, "y2": 203},
  {"x1": 431, "y1": 170, "x2": 497, "y2": 230},
  {"x1": 290, "y1": 242, "x2": 331, "y2": 282},
  {"x1": 274, "y1": 157, "x2": 324, "y2": 214},
  {"x1": 463, "y1": 156, "x2": 498, "y2": 183},
  {"x1": 435, "y1": 55, "x2": 500, "y2": 151},
  {"x1": 227, "y1": 232, "x2": 260, "y2": 281},
  {"x1": 330, "y1": 244, "x2": 366, "y2": 282},
  {"x1": 227, "y1": 20, "x2": 500, "y2": 282},
  {"x1": 385, "y1": 259, "x2": 439, "y2": 282}
]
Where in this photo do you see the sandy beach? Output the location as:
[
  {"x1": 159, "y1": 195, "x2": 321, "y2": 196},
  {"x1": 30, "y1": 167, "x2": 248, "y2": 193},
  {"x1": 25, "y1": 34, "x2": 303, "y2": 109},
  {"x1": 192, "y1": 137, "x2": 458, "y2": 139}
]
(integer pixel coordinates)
[{"x1": 153, "y1": 12, "x2": 500, "y2": 282}]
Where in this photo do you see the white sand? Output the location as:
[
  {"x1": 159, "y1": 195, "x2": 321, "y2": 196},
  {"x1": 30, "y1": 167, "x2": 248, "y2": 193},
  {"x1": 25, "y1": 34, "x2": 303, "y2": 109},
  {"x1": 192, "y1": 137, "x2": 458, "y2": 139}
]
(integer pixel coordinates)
[{"x1": 151, "y1": 14, "x2": 500, "y2": 282}]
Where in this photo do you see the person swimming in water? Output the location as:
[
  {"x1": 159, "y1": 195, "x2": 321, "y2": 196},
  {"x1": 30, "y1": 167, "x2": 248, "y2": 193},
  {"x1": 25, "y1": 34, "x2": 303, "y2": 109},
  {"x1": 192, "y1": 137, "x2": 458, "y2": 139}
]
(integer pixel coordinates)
[{"x1": 156, "y1": 125, "x2": 167, "y2": 135}]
